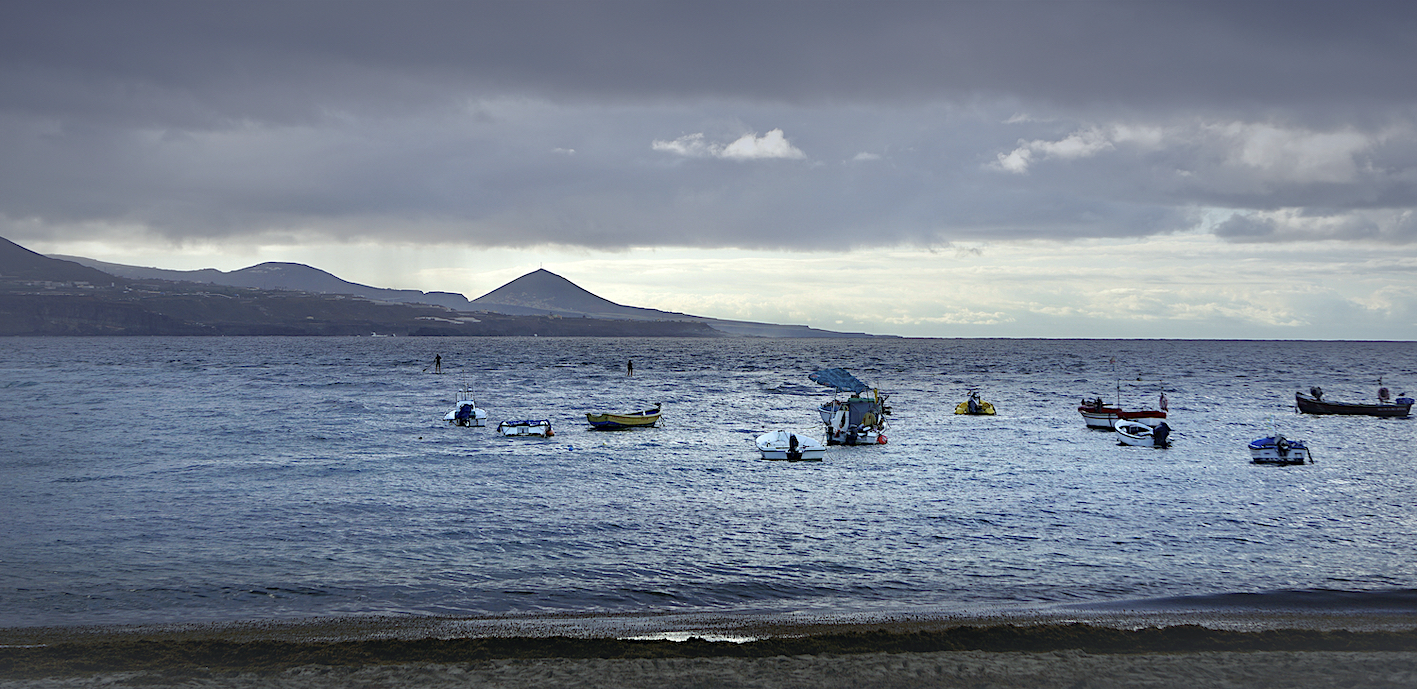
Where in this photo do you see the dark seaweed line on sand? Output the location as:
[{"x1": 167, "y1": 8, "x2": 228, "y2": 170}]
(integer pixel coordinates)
[{"x1": 5, "y1": 625, "x2": 1417, "y2": 678}]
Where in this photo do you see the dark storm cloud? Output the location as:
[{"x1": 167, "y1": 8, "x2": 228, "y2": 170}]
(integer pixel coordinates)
[
  {"x1": 2, "y1": 0, "x2": 1416, "y2": 250},
  {"x1": 7, "y1": 1, "x2": 1415, "y2": 120}
]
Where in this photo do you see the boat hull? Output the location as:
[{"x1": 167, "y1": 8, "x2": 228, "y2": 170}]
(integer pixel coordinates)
[
  {"x1": 755, "y1": 431, "x2": 826, "y2": 461},
  {"x1": 1114, "y1": 421, "x2": 1167, "y2": 447},
  {"x1": 1249, "y1": 436, "x2": 1311, "y2": 464},
  {"x1": 1079, "y1": 407, "x2": 1166, "y2": 429},
  {"x1": 498, "y1": 420, "x2": 554, "y2": 437},
  {"x1": 1295, "y1": 393, "x2": 1412, "y2": 417},
  {"x1": 954, "y1": 400, "x2": 996, "y2": 415},
  {"x1": 586, "y1": 406, "x2": 661, "y2": 430},
  {"x1": 445, "y1": 402, "x2": 487, "y2": 427},
  {"x1": 824, "y1": 428, "x2": 886, "y2": 446}
]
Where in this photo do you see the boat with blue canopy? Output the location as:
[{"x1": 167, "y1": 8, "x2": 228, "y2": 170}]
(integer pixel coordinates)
[{"x1": 809, "y1": 368, "x2": 890, "y2": 446}]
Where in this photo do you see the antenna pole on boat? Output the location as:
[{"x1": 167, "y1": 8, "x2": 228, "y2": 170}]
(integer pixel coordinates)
[{"x1": 1111, "y1": 357, "x2": 1119, "y2": 407}]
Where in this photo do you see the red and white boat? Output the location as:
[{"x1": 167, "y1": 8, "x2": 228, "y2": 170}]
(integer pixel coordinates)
[
  {"x1": 1078, "y1": 388, "x2": 1168, "y2": 429},
  {"x1": 1078, "y1": 400, "x2": 1167, "y2": 429}
]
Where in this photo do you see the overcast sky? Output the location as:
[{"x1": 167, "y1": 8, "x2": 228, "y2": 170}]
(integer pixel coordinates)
[{"x1": 4, "y1": 0, "x2": 1415, "y2": 338}]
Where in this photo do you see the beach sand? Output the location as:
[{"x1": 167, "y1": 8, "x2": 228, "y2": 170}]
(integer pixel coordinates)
[
  {"x1": 4, "y1": 613, "x2": 1416, "y2": 688},
  {"x1": 2, "y1": 650, "x2": 1416, "y2": 688}
]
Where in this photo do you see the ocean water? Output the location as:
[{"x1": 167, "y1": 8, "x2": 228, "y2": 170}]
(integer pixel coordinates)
[{"x1": 1, "y1": 336, "x2": 1414, "y2": 630}]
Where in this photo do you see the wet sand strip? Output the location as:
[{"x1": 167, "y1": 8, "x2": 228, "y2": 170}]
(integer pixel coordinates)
[{"x1": 4, "y1": 624, "x2": 1417, "y2": 679}]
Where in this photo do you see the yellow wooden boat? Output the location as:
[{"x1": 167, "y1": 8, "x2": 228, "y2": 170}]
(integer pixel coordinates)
[{"x1": 586, "y1": 403, "x2": 662, "y2": 430}]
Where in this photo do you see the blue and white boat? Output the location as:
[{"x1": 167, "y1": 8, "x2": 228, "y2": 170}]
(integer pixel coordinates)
[
  {"x1": 443, "y1": 384, "x2": 487, "y2": 427},
  {"x1": 498, "y1": 419, "x2": 554, "y2": 437},
  {"x1": 1249, "y1": 435, "x2": 1311, "y2": 465}
]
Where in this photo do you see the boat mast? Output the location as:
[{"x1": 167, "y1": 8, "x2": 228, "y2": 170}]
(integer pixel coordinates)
[{"x1": 1111, "y1": 357, "x2": 1119, "y2": 408}]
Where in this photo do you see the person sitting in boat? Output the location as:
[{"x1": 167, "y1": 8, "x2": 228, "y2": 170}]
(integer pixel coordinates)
[{"x1": 1310, "y1": 386, "x2": 1324, "y2": 400}]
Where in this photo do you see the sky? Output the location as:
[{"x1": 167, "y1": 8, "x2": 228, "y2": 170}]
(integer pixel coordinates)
[{"x1": 3, "y1": 0, "x2": 1416, "y2": 339}]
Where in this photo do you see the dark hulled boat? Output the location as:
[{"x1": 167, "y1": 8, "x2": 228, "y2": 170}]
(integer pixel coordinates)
[{"x1": 1295, "y1": 387, "x2": 1412, "y2": 418}]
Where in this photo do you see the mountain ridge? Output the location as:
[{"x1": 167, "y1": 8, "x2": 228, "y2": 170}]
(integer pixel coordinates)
[
  {"x1": 471, "y1": 268, "x2": 883, "y2": 338},
  {"x1": 39, "y1": 243, "x2": 885, "y2": 337},
  {"x1": 1, "y1": 236, "x2": 125, "y2": 285},
  {"x1": 55, "y1": 255, "x2": 476, "y2": 310}
]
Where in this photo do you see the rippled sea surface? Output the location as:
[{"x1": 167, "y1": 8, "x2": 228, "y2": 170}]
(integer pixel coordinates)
[{"x1": 2, "y1": 336, "x2": 1414, "y2": 629}]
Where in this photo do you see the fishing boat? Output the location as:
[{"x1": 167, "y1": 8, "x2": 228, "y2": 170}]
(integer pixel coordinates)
[
  {"x1": 954, "y1": 389, "x2": 996, "y2": 415},
  {"x1": 497, "y1": 419, "x2": 554, "y2": 437},
  {"x1": 755, "y1": 430, "x2": 826, "y2": 461},
  {"x1": 1079, "y1": 361, "x2": 1168, "y2": 429},
  {"x1": 1115, "y1": 420, "x2": 1171, "y2": 448},
  {"x1": 809, "y1": 368, "x2": 890, "y2": 446},
  {"x1": 1078, "y1": 397, "x2": 1167, "y2": 429},
  {"x1": 1294, "y1": 386, "x2": 1413, "y2": 418},
  {"x1": 586, "y1": 403, "x2": 662, "y2": 430},
  {"x1": 1249, "y1": 435, "x2": 1311, "y2": 464},
  {"x1": 443, "y1": 384, "x2": 487, "y2": 427}
]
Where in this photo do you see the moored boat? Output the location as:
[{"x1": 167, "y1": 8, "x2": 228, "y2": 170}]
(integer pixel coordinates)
[
  {"x1": 1249, "y1": 435, "x2": 1311, "y2": 464},
  {"x1": 497, "y1": 419, "x2": 554, "y2": 437},
  {"x1": 1078, "y1": 397, "x2": 1167, "y2": 429},
  {"x1": 1079, "y1": 365, "x2": 1168, "y2": 429},
  {"x1": 1115, "y1": 420, "x2": 1170, "y2": 448},
  {"x1": 755, "y1": 430, "x2": 826, "y2": 461},
  {"x1": 443, "y1": 384, "x2": 487, "y2": 427},
  {"x1": 954, "y1": 389, "x2": 996, "y2": 415},
  {"x1": 586, "y1": 403, "x2": 662, "y2": 430},
  {"x1": 810, "y1": 368, "x2": 890, "y2": 446},
  {"x1": 1294, "y1": 386, "x2": 1412, "y2": 418}
]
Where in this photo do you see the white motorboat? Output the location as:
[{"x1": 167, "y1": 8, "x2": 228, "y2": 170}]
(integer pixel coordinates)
[
  {"x1": 1249, "y1": 435, "x2": 1311, "y2": 464},
  {"x1": 497, "y1": 419, "x2": 554, "y2": 437},
  {"x1": 443, "y1": 384, "x2": 487, "y2": 427},
  {"x1": 1115, "y1": 420, "x2": 1171, "y2": 448},
  {"x1": 810, "y1": 368, "x2": 890, "y2": 446},
  {"x1": 755, "y1": 431, "x2": 826, "y2": 461}
]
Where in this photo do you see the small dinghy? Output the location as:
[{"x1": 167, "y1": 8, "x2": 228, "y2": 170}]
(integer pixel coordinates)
[
  {"x1": 1249, "y1": 435, "x2": 1311, "y2": 465},
  {"x1": 443, "y1": 384, "x2": 487, "y2": 427},
  {"x1": 755, "y1": 430, "x2": 826, "y2": 461},
  {"x1": 1115, "y1": 420, "x2": 1171, "y2": 448},
  {"x1": 497, "y1": 419, "x2": 554, "y2": 437},
  {"x1": 954, "y1": 389, "x2": 996, "y2": 415}
]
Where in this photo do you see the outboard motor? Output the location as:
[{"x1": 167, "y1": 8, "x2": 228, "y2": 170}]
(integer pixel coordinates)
[
  {"x1": 1152, "y1": 422, "x2": 1171, "y2": 447},
  {"x1": 787, "y1": 434, "x2": 801, "y2": 461},
  {"x1": 455, "y1": 403, "x2": 477, "y2": 426}
]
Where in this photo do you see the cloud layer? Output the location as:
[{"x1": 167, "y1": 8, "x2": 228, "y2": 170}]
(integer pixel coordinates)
[
  {"x1": 4, "y1": 1, "x2": 1416, "y2": 252},
  {"x1": 2, "y1": 1, "x2": 1415, "y2": 337}
]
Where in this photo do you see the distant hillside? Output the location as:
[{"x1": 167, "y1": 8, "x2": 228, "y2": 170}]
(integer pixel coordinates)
[
  {"x1": 1, "y1": 237, "x2": 123, "y2": 284},
  {"x1": 473, "y1": 268, "x2": 682, "y2": 319},
  {"x1": 55, "y1": 256, "x2": 475, "y2": 310},
  {"x1": 473, "y1": 268, "x2": 883, "y2": 338},
  {"x1": 27, "y1": 240, "x2": 885, "y2": 337}
]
